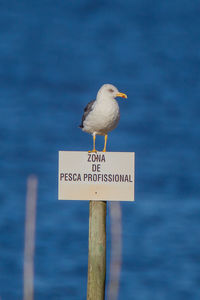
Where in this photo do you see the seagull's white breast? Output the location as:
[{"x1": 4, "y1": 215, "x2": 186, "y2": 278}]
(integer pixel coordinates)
[{"x1": 83, "y1": 98, "x2": 120, "y2": 135}]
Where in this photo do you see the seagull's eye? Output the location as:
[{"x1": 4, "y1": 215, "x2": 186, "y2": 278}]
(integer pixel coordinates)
[{"x1": 108, "y1": 88, "x2": 114, "y2": 93}]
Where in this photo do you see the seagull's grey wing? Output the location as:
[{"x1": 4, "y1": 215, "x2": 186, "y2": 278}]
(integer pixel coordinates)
[{"x1": 79, "y1": 100, "x2": 95, "y2": 128}]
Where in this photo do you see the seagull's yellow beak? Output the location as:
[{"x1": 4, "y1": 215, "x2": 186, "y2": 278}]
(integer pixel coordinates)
[{"x1": 116, "y1": 92, "x2": 128, "y2": 99}]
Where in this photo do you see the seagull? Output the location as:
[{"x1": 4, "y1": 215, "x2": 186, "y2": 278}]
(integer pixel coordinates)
[{"x1": 79, "y1": 84, "x2": 127, "y2": 152}]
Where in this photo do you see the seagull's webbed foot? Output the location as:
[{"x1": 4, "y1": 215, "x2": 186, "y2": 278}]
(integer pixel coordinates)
[{"x1": 88, "y1": 149, "x2": 97, "y2": 153}]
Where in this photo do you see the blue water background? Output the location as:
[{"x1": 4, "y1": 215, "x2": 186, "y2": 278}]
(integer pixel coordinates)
[{"x1": 0, "y1": 0, "x2": 200, "y2": 299}]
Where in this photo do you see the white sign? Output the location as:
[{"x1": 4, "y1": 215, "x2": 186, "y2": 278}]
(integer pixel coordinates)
[{"x1": 58, "y1": 151, "x2": 135, "y2": 201}]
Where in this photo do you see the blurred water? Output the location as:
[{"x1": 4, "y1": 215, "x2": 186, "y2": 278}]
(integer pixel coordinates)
[{"x1": 0, "y1": 0, "x2": 200, "y2": 299}]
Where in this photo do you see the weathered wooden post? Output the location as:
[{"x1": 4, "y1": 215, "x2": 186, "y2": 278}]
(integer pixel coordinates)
[
  {"x1": 24, "y1": 175, "x2": 38, "y2": 300},
  {"x1": 87, "y1": 201, "x2": 106, "y2": 300}
]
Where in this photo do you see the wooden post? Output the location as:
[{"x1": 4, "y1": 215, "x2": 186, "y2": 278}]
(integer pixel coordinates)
[
  {"x1": 24, "y1": 175, "x2": 38, "y2": 300},
  {"x1": 87, "y1": 200, "x2": 107, "y2": 300}
]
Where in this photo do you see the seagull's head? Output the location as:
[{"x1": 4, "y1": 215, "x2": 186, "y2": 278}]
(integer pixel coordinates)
[{"x1": 97, "y1": 84, "x2": 128, "y2": 100}]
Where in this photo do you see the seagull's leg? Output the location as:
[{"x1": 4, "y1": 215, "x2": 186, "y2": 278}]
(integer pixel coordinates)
[
  {"x1": 102, "y1": 134, "x2": 108, "y2": 152},
  {"x1": 89, "y1": 133, "x2": 97, "y2": 153}
]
